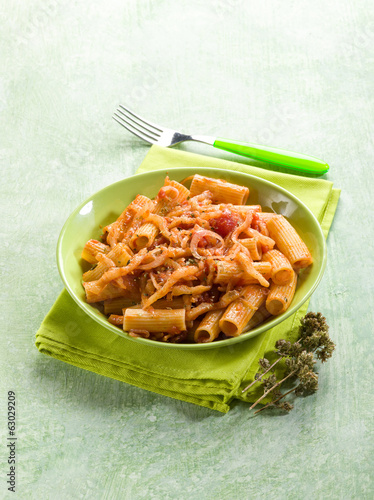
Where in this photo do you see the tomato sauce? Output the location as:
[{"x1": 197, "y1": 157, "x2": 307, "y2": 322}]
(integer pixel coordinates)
[{"x1": 210, "y1": 209, "x2": 239, "y2": 237}]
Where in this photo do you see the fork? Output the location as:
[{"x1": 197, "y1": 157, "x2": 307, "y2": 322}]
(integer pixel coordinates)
[{"x1": 113, "y1": 105, "x2": 329, "y2": 175}]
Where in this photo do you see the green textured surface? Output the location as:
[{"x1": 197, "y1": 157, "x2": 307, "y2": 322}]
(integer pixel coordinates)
[{"x1": 1, "y1": 1, "x2": 373, "y2": 499}]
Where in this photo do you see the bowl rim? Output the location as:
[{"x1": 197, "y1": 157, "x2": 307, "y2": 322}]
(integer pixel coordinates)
[{"x1": 57, "y1": 167, "x2": 327, "y2": 350}]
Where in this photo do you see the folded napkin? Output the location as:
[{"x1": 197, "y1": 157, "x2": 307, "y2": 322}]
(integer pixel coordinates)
[{"x1": 36, "y1": 146, "x2": 340, "y2": 413}]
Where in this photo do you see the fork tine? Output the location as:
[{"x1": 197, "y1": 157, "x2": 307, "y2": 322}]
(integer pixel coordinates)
[
  {"x1": 113, "y1": 113, "x2": 156, "y2": 144},
  {"x1": 118, "y1": 105, "x2": 163, "y2": 133},
  {"x1": 116, "y1": 107, "x2": 161, "y2": 138}
]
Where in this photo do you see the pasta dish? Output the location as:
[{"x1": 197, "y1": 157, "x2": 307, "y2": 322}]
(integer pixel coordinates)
[{"x1": 81, "y1": 175, "x2": 313, "y2": 343}]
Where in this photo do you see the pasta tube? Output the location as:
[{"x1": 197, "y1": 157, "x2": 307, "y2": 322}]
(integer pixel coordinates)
[
  {"x1": 104, "y1": 296, "x2": 186, "y2": 315},
  {"x1": 190, "y1": 175, "x2": 249, "y2": 204},
  {"x1": 81, "y1": 240, "x2": 109, "y2": 264},
  {"x1": 266, "y1": 271, "x2": 297, "y2": 315},
  {"x1": 130, "y1": 179, "x2": 190, "y2": 250},
  {"x1": 245, "y1": 305, "x2": 272, "y2": 330},
  {"x1": 83, "y1": 243, "x2": 131, "y2": 282},
  {"x1": 84, "y1": 282, "x2": 129, "y2": 303},
  {"x1": 214, "y1": 261, "x2": 272, "y2": 285},
  {"x1": 257, "y1": 212, "x2": 277, "y2": 222},
  {"x1": 194, "y1": 310, "x2": 224, "y2": 343},
  {"x1": 238, "y1": 238, "x2": 262, "y2": 260},
  {"x1": 123, "y1": 308, "x2": 186, "y2": 333},
  {"x1": 262, "y1": 249, "x2": 294, "y2": 285},
  {"x1": 266, "y1": 215, "x2": 313, "y2": 269},
  {"x1": 104, "y1": 195, "x2": 154, "y2": 247},
  {"x1": 104, "y1": 297, "x2": 140, "y2": 315},
  {"x1": 219, "y1": 285, "x2": 268, "y2": 337},
  {"x1": 130, "y1": 222, "x2": 159, "y2": 250},
  {"x1": 233, "y1": 205, "x2": 262, "y2": 213},
  {"x1": 152, "y1": 297, "x2": 185, "y2": 309}
]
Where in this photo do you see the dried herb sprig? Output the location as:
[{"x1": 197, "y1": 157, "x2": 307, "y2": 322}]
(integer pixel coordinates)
[{"x1": 242, "y1": 312, "x2": 335, "y2": 414}]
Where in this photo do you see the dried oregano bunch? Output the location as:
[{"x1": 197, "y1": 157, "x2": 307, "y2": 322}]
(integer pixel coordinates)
[{"x1": 242, "y1": 312, "x2": 335, "y2": 414}]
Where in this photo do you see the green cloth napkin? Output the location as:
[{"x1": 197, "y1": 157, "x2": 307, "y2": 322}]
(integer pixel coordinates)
[{"x1": 36, "y1": 146, "x2": 340, "y2": 413}]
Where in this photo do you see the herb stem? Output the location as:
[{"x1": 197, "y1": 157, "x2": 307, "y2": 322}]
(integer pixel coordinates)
[
  {"x1": 254, "y1": 387, "x2": 297, "y2": 414},
  {"x1": 248, "y1": 313, "x2": 333, "y2": 414},
  {"x1": 250, "y1": 369, "x2": 297, "y2": 410},
  {"x1": 241, "y1": 357, "x2": 283, "y2": 394}
]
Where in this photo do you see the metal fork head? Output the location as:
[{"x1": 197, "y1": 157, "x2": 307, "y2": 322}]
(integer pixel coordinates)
[{"x1": 113, "y1": 105, "x2": 192, "y2": 147}]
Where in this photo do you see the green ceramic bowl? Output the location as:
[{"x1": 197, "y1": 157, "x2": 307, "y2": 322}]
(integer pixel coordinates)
[{"x1": 57, "y1": 167, "x2": 327, "y2": 350}]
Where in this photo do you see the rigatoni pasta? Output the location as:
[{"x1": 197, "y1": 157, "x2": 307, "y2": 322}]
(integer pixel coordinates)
[
  {"x1": 81, "y1": 239, "x2": 109, "y2": 265},
  {"x1": 266, "y1": 271, "x2": 297, "y2": 315},
  {"x1": 219, "y1": 285, "x2": 268, "y2": 337},
  {"x1": 194, "y1": 310, "x2": 224, "y2": 343},
  {"x1": 83, "y1": 243, "x2": 131, "y2": 282},
  {"x1": 190, "y1": 174, "x2": 249, "y2": 204},
  {"x1": 123, "y1": 308, "x2": 186, "y2": 334},
  {"x1": 214, "y1": 261, "x2": 272, "y2": 285},
  {"x1": 266, "y1": 215, "x2": 313, "y2": 269},
  {"x1": 80, "y1": 174, "x2": 314, "y2": 343},
  {"x1": 262, "y1": 249, "x2": 294, "y2": 285}
]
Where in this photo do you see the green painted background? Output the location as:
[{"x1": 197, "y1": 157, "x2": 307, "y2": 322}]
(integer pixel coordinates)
[{"x1": 1, "y1": 0, "x2": 373, "y2": 498}]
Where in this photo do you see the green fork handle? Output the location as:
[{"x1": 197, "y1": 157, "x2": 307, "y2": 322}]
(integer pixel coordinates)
[{"x1": 213, "y1": 138, "x2": 329, "y2": 175}]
